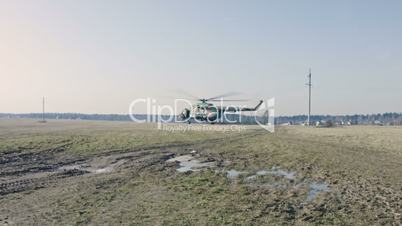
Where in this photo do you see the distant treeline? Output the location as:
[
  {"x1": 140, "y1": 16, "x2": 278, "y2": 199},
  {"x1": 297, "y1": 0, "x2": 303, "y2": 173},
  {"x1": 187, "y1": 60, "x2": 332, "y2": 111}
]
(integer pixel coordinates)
[
  {"x1": 0, "y1": 113, "x2": 147, "y2": 121},
  {"x1": 275, "y1": 113, "x2": 402, "y2": 125},
  {"x1": 1, "y1": 112, "x2": 402, "y2": 125}
]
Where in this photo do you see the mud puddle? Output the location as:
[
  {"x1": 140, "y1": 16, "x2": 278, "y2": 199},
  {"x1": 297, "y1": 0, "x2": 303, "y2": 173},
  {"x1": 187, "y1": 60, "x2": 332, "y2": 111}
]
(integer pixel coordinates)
[
  {"x1": 245, "y1": 167, "x2": 296, "y2": 181},
  {"x1": 165, "y1": 152, "x2": 330, "y2": 201},
  {"x1": 227, "y1": 166, "x2": 330, "y2": 201},
  {"x1": 227, "y1": 169, "x2": 244, "y2": 179},
  {"x1": 307, "y1": 181, "x2": 330, "y2": 201},
  {"x1": 58, "y1": 157, "x2": 127, "y2": 175},
  {"x1": 167, "y1": 155, "x2": 215, "y2": 173}
]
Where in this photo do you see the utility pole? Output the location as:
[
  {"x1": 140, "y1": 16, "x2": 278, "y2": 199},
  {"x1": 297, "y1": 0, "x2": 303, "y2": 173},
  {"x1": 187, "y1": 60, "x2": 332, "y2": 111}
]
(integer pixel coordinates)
[
  {"x1": 42, "y1": 96, "x2": 46, "y2": 122},
  {"x1": 306, "y1": 69, "x2": 312, "y2": 126}
]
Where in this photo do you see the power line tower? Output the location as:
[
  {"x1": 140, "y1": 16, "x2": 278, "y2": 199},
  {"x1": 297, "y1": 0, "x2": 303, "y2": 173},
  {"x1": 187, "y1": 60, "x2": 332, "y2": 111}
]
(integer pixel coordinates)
[
  {"x1": 40, "y1": 96, "x2": 47, "y2": 123},
  {"x1": 43, "y1": 96, "x2": 45, "y2": 122},
  {"x1": 306, "y1": 69, "x2": 312, "y2": 126}
]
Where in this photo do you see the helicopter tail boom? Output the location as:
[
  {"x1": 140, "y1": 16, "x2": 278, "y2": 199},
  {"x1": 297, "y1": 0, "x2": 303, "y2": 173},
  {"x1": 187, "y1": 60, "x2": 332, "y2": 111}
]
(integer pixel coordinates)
[
  {"x1": 223, "y1": 100, "x2": 264, "y2": 112},
  {"x1": 240, "y1": 100, "x2": 263, "y2": 111}
]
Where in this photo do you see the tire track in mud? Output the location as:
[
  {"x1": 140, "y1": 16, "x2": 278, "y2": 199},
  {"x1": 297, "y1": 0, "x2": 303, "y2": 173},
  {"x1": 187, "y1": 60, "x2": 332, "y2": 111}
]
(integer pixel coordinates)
[
  {"x1": 0, "y1": 141, "x2": 78, "y2": 177},
  {"x1": 0, "y1": 169, "x2": 86, "y2": 196},
  {"x1": 0, "y1": 131, "x2": 265, "y2": 197},
  {"x1": 1, "y1": 141, "x2": 74, "y2": 162},
  {"x1": 0, "y1": 158, "x2": 87, "y2": 177},
  {"x1": 0, "y1": 148, "x2": 175, "y2": 197}
]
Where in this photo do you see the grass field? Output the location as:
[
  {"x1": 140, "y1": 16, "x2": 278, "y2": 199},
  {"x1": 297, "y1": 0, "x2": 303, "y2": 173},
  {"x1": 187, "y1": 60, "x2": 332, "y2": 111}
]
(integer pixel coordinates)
[{"x1": 0, "y1": 119, "x2": 401, "y2": 225}]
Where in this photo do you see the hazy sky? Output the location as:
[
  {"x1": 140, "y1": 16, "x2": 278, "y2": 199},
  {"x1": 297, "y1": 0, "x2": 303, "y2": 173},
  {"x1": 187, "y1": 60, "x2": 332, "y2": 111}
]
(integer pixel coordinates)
[{"x1": 1, "y1": 0, "x2": 401, "y2": 115}]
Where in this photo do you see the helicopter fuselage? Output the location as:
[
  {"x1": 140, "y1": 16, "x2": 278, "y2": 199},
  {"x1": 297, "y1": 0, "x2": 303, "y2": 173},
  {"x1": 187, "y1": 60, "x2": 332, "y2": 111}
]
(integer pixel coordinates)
[
  {"x1": 179, "y1": 102, "x2": 222, "y2": 123},
  {"x1": 178, "y1": 100, "x2": 263, "y2": 123}
]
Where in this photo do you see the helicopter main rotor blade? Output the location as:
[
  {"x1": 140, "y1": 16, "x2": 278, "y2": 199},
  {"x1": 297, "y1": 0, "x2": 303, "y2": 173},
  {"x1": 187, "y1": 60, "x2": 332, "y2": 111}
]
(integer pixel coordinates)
[
  {"x1": 173, "y1": 89, "x2": 200, "y2": 100},
  {"x1": 208, "y1": 99, "x2": 250, "y2": 102},
  {"x1": 160, "y1": 95, "x2": 198, "y2": 101},
  {"x1": 207, "y1": 92, "x2": 243, "y2": 101}
]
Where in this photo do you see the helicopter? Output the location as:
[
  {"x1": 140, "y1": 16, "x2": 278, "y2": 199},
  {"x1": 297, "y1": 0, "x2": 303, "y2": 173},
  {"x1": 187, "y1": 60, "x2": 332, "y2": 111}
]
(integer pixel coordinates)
[{"x1": 177, "y1": 92, "x2": 263, "y2": 124}]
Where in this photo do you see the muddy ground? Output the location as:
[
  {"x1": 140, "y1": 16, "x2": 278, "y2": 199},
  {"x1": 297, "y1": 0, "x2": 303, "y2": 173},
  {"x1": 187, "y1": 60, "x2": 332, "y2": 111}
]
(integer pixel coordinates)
[{"x1": 0, "y1": 120, "x2": 401, "y2": 225}]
